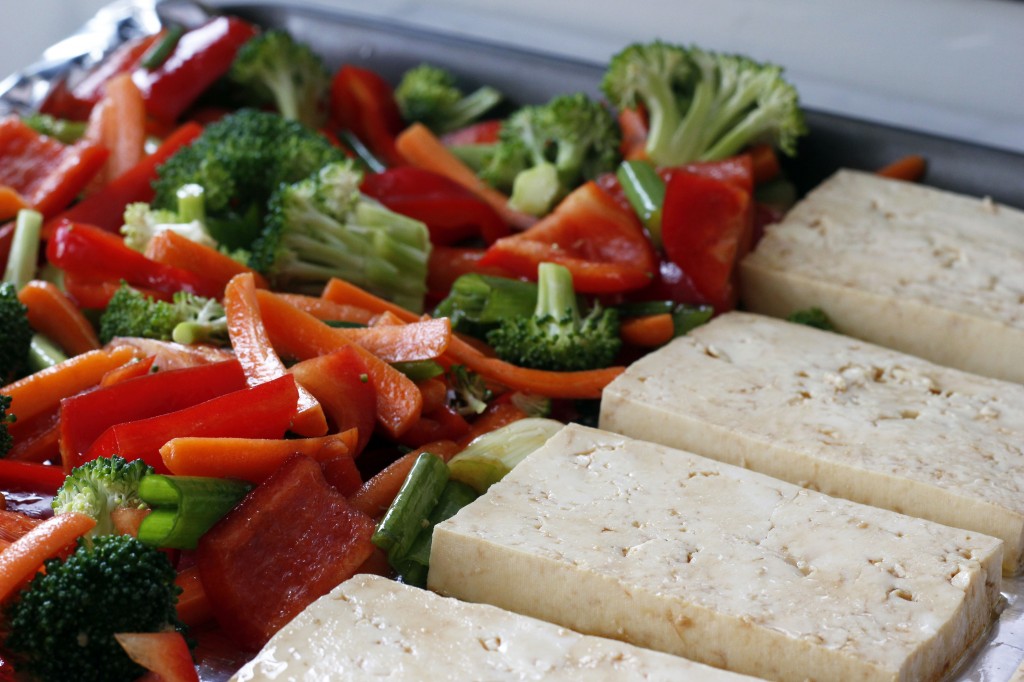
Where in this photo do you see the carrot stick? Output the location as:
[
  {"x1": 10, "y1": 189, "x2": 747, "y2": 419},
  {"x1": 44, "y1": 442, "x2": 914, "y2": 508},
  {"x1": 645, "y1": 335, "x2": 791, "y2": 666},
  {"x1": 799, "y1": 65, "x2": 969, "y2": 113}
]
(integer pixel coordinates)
[
  {"x1": 225, "y1": 273, "x2": 327, "y2": 437},
  {"x1": 145, "y1": 229, "x2": 269, "y2": 296},
  {"x1": 0, "y1": 512, "x2": 96, "y2": 604},
  {"x1": 17, "y1": 280, "x2": 100, "y2": 356},
  {"x1": 323, "y1": 276, "x2": 624, "y2": 398},
  {"x1": 418, "y1": 378, "x2": 448, "y2": 415},
  {"x1": 100, "y1": 356, "x2": 156, "y2": 387},
  {"x1": 348, "y1": 440, "x2": 461, "y2": 518},
  {"x1": 160, "y1": 431, "x2": 357, "y2": 483},
  {"x1": 620, "y1": 313, "x2": 674, "y2": 347},
  {"x1": 0, "y1": 186, "x2": 28, "y2": 222},
  {"x1": 106, "y1": 338, "x2": 233, "y2": 371},
  {"x1": 877, "y1": 154, "x2": 927, "y2": 182},
  {"x1": 0, "y1": 510, "x2": 42, "y2": 544},
  {"x1": 110, "y1": 507, "x2": 149, "y2": 537},
  {"x1": 618, "y1": 108, "x2": 649, "y2": 161},
  {"x1": 749, "y1": 144, "x2": 781, "y2": 185},
  {"x1": 255, "y1": 290, "x2": 423, "y2": 438},
  {"x1": 0, "y1": 346, "x2": 138, "y2": 424},
  {"x1": 174, "y1": 566, "x2": 213, "y2": 627},
  {"x1": 83, "y1": 73, "x2": 146, "y2": 188},
  {"x1": 274, "y1": 293, "x2": 374, "y2": 324},
  {"x1": 395, "y1": 123, "x2": 537, "y2": 231}
]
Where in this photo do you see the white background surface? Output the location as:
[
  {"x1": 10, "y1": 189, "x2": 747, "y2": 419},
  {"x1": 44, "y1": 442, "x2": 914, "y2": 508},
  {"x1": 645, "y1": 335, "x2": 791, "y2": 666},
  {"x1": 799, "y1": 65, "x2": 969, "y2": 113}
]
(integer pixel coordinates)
[{"x1": 1, "y1": 0, "x2": 1022, "y2": 154}]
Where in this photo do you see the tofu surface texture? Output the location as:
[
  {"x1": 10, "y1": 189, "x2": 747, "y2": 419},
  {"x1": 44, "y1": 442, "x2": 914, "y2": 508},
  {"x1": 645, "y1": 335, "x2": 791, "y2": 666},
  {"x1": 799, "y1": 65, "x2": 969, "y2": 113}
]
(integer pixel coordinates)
[
  {"x1": 230, "y1": 574, "x2": 756, "y2": 682},
  {"x1": 600, "y1": 311, "x2": 1024, "y2": 575},
  {"x1": 429, "y1": 424, "x2": 1003, "y2": 682},
  {"x1": 739, "y1": 169, "x2": 1024, "y2": 383}
]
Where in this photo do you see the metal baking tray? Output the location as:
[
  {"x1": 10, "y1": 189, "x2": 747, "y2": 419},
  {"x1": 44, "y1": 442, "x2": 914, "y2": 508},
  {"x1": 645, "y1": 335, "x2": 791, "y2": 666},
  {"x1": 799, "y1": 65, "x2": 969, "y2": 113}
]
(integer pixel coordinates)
[{"x1": 2, "y1": 1, "x2": 1023, "y2": 680}]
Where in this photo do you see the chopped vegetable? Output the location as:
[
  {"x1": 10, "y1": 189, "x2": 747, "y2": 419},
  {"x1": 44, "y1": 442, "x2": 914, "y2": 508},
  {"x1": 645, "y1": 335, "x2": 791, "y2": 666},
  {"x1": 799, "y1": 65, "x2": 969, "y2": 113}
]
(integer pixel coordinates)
[
  {"x1": 121, "y1": 183, "x2": 214, "y2": 253},
  {"x1": 787, "y1": 307, "x2": 835, "y2": 331},
  {"x1": 137, "y1": 474, "x2": 253, "y2": 549},
  {"x1": 395, "y1": 64, "x2": 501, "y2": 134},
  {"x1": 372, "y1": 451, "x2": 449, "y2": 557},
  {"x1": 0, "y1": 282, "x2": 32, "y2": 383},
  {"x1": 98, "y1": 282, "x2": 228, "y2": 346},
  {"x1": 448, "y1": 417, "x2": 563, "y2": 492},
  {"x1": 0, "y1": 395, "x2": 14, "y2": 458},
  {"x1": 51, "y1": 455, "x2": 154, "y2": 539}
]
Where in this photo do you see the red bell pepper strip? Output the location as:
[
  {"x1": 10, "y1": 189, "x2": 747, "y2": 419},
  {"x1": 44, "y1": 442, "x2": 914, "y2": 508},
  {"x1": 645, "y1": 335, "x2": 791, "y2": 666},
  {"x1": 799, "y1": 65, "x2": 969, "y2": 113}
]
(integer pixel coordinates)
[
  {"x1": 40, "y1": 33, "x2": 162, "y2": 121},
  {"x1": 320, "y1": 454, "x2": 363, "y2": 497},
  {"x1": 43, "y1": 122, "x2": 203, "y2": 237},
  {"x1": 479, "y1": 181, "x2": 658, "y2": 294},
  {"x1": 361, "y1": 167, "x2": 509, "y2": 245},
  {"x1": 59, "y1": 359, "x2": 248, "y2": 472},
  {"x1": 132, "y1": 17, "x2": 258, "y2": 124},
  {"x1": 114, "y1": 632, "x2": 199, "y2": 682},
  {"x1": 62, "y1": 272, "x2": 169, "y2": 309},
  {"x1": 329, "y1": 65, "x2": 406, "y2": 167},
  {"x1": 289, "y1": 348, "x2": 377, "y2": 456},
  {"x1": 426, "y1": 246, "x2": 511, "y2": 301},
  {"x1": 440, "y1": 119, "x2": 502, "y2": 146},
  {"x1": 660, "y1": 170, "x2": 753, "y2": 312},
  {"x1": 5, "y1": 409, "x2": 60, "y2": 464},
  {"x1": 0, "y1": 117, "x2": 109, "y2": 218},
  {"x1": 398, "y1": 405, "x2": 470, "y2": 449},
  {"x1": 196, "y1": 454, "x2": 376, "y2": 650},
  {"x1": 47, "y1": 222, "x2": 216, "y2": 298},
  {"x1": 82, "y1": 374, "x2": 299, "y2": 472},
  {"x1": 0, "y1": 461, "x2": 65, "y2": 495}
]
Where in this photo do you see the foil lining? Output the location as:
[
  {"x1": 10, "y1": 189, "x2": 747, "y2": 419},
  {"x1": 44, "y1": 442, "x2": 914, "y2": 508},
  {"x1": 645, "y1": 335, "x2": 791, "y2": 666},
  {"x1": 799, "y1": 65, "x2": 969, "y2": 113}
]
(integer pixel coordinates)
[{"x1": 0, "y1": 1, "x2": 1022, "y2": 679}]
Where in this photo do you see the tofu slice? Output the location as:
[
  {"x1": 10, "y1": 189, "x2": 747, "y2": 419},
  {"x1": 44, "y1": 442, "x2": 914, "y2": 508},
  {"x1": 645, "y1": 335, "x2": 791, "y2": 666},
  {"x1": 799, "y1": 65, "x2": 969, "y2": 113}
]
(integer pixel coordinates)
[
  {"x1": 600, "y1": 311, "x2": 1024, "y2": 575},
  {"x1": 429, "y1": 424, "x2": 1003, "y2": 682},
  {"x1": 739, "y1": 169, "x2": 1024, "y2": 383},
  {"x1": 230, "y1": 574, "x2": 757, "y2": 681}
]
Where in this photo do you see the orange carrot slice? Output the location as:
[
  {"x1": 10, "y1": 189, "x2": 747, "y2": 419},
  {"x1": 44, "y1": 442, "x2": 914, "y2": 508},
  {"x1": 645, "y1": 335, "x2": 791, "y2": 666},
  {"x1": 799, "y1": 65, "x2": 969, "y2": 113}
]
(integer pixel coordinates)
[
  {"x1": 174, "y1": 566, "x2": 213, "y2": 627},
  {"x1": 620, "y1": 313, "x2": 674, "y2": 348},
  {"x1": 395, "y1": 123, "x2": 536, "y2": 231},
  {"x1": 160, "y1": 431, "x2": 357, "y2": 483},
  {"x1": 83, "y1": 73, "x2": 146, "y2": 188},
  {"x1": 0, "y1": 186, "x2": 28, "y2": 222},
  {"x1": 274, "y1": 293, "x2": 374, "y2": 324},
  {"x1": 348, "y1": 440, "x2": 460, "y2": 518},
  {"x1": 17, "y1": 280, "x2": 100, "y2": 356},
  {"x1": 224, "y1": 273, "x2": 327, "y2": 437},
  {"x1": 145, "y1": 229, "x2": 269, "y2": 296},
  {"x1": 877, "y1": 154, "x2": 927, "y2": 182},
  {"x1": 0, "y1": 512, "x2": 96, "y2": 604}
]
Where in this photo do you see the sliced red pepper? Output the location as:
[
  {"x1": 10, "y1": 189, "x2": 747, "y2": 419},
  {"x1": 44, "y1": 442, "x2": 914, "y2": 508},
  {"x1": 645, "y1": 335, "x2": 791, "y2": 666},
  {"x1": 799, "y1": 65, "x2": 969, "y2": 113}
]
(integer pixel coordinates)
[
  {"x1": 425, "y1": 245, "x2": 511, "y2": 301},
  {"x1": 114, "y1": 632, "x2": 198, "y2": 682},
  {"x1": 329, "y1": 65, "x2": 405, "y2": 167},
  {"x1": 5, "y1": 408, "x2": 61, "y2": 464},
  {"x1": 0, "y1": 461, "x2": 65, "y2": 495},
  {"x1": 479, "y1": 181, "x2": 658, "y2": 294},
  {"x1": 132, "y1": 17, "x2": 258, "y2": 124},
  {"x1": 83, "y1": 374, "x2": 299, "y2": 472},
  {"x1": 320, "y1": 455, "x2": 363, "y2": 497},
  {"x1": 660, "y1": 170, "x2": 753, "y2": 312},
  {"x1": 41, "y1": 33, "x2": 162, "y2": 121},
  {"x1": 197, "y1": 454, "x2": 376, "y2": 650},
  {"x1": 361, "y1": 167, "x2": 509, "y2": 245},
  {"x1": 59, "y1": 359, "x2": 247, "y2": 472},
  {"x1": 289, "y1": 348, "x2": 377, "y2": 456},
  {"x1": 398, "y1": 405, "x2": 470, "y2": 449},
  {"x1": 62, "y1": 272, "x2": 169, "y2": 309},
  {"x1": 47, "y1": 221, "x2": 216, "y2": 298},
  {"x1": 0, "y1": 117, "x2": 109, "y2": 218},
  {"x1": 43, "y1": 122, "x2": 204, "y2": 237},
  {"x1": 440, "y1": 119, "x2": 502, "y2": 146}
]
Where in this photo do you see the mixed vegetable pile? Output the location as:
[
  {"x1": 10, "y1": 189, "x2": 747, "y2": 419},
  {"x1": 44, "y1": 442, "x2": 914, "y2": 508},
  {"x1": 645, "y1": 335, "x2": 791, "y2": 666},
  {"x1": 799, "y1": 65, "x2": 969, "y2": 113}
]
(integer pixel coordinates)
[{"x1": 0, "y1": 10, "x2": 875, "y2": 681}]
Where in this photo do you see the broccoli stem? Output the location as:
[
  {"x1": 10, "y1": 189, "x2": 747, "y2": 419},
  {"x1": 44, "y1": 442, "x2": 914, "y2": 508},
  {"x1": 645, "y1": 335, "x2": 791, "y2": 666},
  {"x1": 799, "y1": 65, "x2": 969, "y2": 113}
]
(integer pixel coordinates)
[
  {"x1": 433, "y1": 274, "x2": 538, "y2": 331},
  {"x1": 372, "y1": 452, "x2": 449, "y2": 558},
  {"x1": 27, "y1": 334, "x2": 68, "y2": 372},
  {"x1": 137, "y1": 474, "x2": 253, "y2": 550},
  {"x1": 447, "y1": 143, "x2": 497, "y2": 172},
  {"x1": 175, "y1": 183, "x2": 206, "y2": 223},
  {"x1": 439, "y1": 86, "x2": 502, "y2": 133},
  {"x1": 535, "y1": 262, "x2": 580, "y2": 328},
  {"x1": 3, "y1": 209, "x2": 42, "y2": 289},
  {"x1": 508, "y1": 162, "x2": 561, "y2": 216}
]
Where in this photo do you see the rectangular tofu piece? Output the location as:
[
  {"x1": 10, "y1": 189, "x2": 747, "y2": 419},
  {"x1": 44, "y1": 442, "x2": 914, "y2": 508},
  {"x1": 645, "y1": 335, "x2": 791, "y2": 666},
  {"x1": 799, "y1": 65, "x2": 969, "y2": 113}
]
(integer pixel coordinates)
[
  {"x1": 429, "y1": 424, "x2": 1003, "y2": 682},
  {"x1": 739, "y1": 169, "x2": 1024, "y2": 383},
  {"x1": 231, "y1": 574, "x2": 757, "y2": 682},
  {"x1": 600, "y1": 311, "x2": 1024, "y2": 575}
]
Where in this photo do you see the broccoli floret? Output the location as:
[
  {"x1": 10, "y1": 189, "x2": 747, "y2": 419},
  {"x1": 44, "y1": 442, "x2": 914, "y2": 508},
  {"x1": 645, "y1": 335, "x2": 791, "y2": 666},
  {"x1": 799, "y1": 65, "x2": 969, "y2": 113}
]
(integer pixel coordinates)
[
  {"x1": 52, "y1": 455, "x2": 154, "y2": 538},
  {"x1": 152, "y1": 109, "x2": 346, "y2": 250},
  {"x1": 486, "y1": 262, "x2": 620, "y2": 371},
  {"x1": 481, "y1": 93, "x2": 620, "y2": 215},
  {"x1": 0, "y1": 394, "x2": 15, "y2": 457},
  {"x1": 99, "y1": 283, "x2": 228, "y2": 346},
  {"x1": 433, "y1": 273, "x2": 538, "y2": 337},
  {"x1": 229, "y1": 30, "x2": 330, "y2": 128},
  {"x1": 395, "y1": 64, "x2": 502, "y2": 134},
  {"x1": 447, "y1": 365, "x2": 492, "y2": 416},
  {"x1": 122, "y1": 183, "x2": 215, "y2": 253},
  {"x1": 787, "y1": 307, "x2": 835, "y2": 331},
  {"x1": 250, "y1": 161, "x2": 432, "y2": 312},
  {"x1": 0, "y1": 282, "x2": 32, "y2": 383},
  {"x1": 5, "y1": 534, "x2": 185, "y2": 682},
  {"x1": 602, "y1": 41, "x2": 807, "y2": 166}
]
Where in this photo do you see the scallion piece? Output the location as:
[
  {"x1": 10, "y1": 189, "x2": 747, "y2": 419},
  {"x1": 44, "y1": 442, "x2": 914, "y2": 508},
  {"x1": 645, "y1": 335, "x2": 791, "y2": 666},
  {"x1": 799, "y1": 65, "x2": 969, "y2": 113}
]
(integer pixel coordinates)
[
  {"x1": 448, "y1": 418, "x2": 562, "y2": 493},
  {"x1": 141, "y1": 25, "x2": 185, "y2": 70},
  {"x1": 372, "y1": 452, "x2": 449, "y2": 558},
  {"x1": 391, "y1": 359, "x2": 445, "y2": 381},
  {"x1": 617, "y1": 160, "x2": 665, "y2": 248},
  {"x1": 390, "y1": 479, "x2": 478, "y2": 586},
  {"x1": 137, "y1": 474, "x2": 252, "y2": 549}
]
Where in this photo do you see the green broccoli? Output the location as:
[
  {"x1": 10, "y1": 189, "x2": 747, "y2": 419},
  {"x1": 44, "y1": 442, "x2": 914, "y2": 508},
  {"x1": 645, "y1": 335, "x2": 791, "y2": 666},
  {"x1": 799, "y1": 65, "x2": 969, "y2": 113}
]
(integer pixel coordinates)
[
  {"x1": 152, "y1": 109, "x2": 346, "y2": 250},
  {"x1": 601, "y1": 41, "x2": 807, "y2": 166},
  {"x1": 229, "y1": 30, "x2": 330, "y2": 128},
  {"x1": 395, "y1": 64, "x2": 502, "y2": 134},
  {"x1": 122, "y1": 183, "x2": 214, "y2": 253},
  {"x1": 787, "y1": 307, "x2": 835, "y2": 331},
  {"x1": 52, "y1": 455, "x2": 154, "y2": 538},
  {"x1": 433, "y1": 273, "x2": 538, "y2": 337},
  {"x1": 447, "y1": 365, "x2": 492, "y2": 416},
  {"x1": 99, "y1": 282, "x2": 228, "y2": 346},
  {"x1": 486, "y1": 262, "x2": 620, "y2": 371},
  {"x1": 4, "y1": 534, "x2": 185, "y2": 682},
  {"x1": 481, "y1": 93, "x2": 620, "y2": 215},
  {"x1": 0, "y1": 282, "x2": 32, "y2": 383},
  {"x1": 0, "y1": 394, "x2": 15, "y2": 457},
  {"x1": 250, "y1": 161, "x2": 432, "y2": 312}
]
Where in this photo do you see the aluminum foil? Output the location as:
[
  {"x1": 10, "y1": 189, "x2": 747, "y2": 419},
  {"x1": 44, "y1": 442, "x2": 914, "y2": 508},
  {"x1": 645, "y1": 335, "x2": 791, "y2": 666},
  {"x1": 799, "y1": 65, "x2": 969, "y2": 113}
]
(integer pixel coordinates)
[{"x1": 1, "y1": 2, "x2": 1022, "y2": 680}]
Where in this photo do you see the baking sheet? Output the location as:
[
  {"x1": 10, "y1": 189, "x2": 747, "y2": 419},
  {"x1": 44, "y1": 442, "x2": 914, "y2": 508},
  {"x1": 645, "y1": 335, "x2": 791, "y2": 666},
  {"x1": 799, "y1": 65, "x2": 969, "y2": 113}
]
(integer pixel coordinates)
[{"x1": 2, "y1": 1, "x2": 1024, "y2": 679}]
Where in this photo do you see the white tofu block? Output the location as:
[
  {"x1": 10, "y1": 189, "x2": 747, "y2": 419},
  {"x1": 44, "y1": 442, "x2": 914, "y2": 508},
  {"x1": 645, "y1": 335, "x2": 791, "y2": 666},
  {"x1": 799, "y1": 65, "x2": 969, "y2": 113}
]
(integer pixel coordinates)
[
  {"x1": 231, "y1": 574, "x2": 756, "y2": 681},
  {"x1": 600, "y1": 311, "x2": 1024, "y2": 575},
  {"x1": 430, "y1": 424, "x2": 1003, "y2": 682},
  {"x1": 739, "y1": 169, "x2": 1024, "y2": 383}
]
